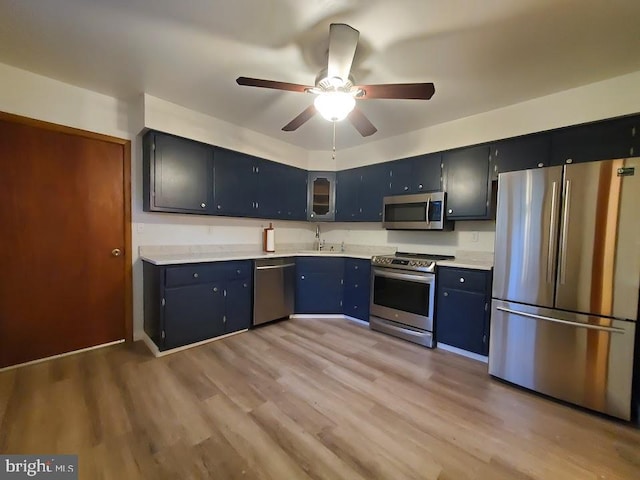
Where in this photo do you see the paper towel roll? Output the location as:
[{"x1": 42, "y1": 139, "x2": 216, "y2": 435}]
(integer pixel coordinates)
[{"x1": 264, "y1": 224, "x2": 275, "y2": 252}]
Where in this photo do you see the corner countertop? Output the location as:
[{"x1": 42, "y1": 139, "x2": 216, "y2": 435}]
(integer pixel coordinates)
[
  {"x1": 141, "y1": 250, "x2": 382, "y2": 265},
  {"x1": 436, "y1": 259, "x2": 493, "y2": 271},
  {"x1": 139, "y1": 243, "x2": 397, "y2": 266},
  {"x1": 139, "y1": 245, "x2": 494, "y2": 270},
  {"x1": 437, "y1": 251, "x2": 494, "y2": 271}
]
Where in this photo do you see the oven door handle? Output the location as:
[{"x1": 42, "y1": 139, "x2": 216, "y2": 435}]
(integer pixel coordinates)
[{"x1": 373, "y1": 268, "x2": 433, "y2": 284}]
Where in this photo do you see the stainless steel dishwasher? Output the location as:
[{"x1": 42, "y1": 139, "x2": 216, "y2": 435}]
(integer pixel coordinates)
[{"x1": 253, "y1": 258, "x2": 296, "y2": 326}]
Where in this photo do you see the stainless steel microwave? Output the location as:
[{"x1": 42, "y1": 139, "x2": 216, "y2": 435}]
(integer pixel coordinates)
[{"x1": 382, "y1": 192, "x2": 453, "y2": 230}]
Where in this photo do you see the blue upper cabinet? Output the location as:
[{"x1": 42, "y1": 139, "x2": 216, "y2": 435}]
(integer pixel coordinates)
[
  {"x1": 388, "y1": 158, "x2": 413, "y2": 195},
  {"x1": 143, "y1": 131, "x2": 214, "y2": 214},
  {"x1": 335, "y1": 169, "x2": 361, "y2": 221},
  {"x1": 490, "y1": 133, "x2": 552, "y2": 180},
  {"x1": 336, "y1": 163, "x2": 390, "y2": 222},
  {"x1": 388, "y1": 153, "x2": 441, "y2": 195},
  {"x1": 257, "y1": 160, "x2": 307, "y2": 221},
  {"x1": 551, "y1": 115, "x2": 639, "y2": 165},
  {"x1": 359, "y1": 162, "x2": 390, "y2": 221},
  {"x1": 285, "y1": 166, "x2": 308, "y2": 221},
  {"x1": 442, "y1": 145, "x2": 492, "y2": 220},
  {"x1": 412, "y1": 153, "x2": 442, "y2": 192},
  {"x1": 213, "y1": 147, "x2": 258, "y2": 216},
  {"x1": 214, "y1": 147, "x2": 307, "y2": 220}
]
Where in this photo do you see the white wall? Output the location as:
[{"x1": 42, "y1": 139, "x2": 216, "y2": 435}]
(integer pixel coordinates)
[
  {"x1": 318, "y1": 221, "x2": 496, "y2": 255},
  {"x1": 2, "y1": 61, "x2": 640, "y2": 338}
]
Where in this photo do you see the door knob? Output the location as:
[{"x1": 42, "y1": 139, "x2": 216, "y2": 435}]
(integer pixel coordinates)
[{"x1": 111, "y1": 248, "x2": 122, "y2": 257}]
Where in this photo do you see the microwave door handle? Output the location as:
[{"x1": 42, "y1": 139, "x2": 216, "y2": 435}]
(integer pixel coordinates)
[{"x1": 426, "y1": 197, "x2": 431, "y2": 224}]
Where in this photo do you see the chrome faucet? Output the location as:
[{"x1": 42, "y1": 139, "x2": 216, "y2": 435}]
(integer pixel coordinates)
[{"x1": 314, "y1": 225, "x2": 321, "y2": 251}]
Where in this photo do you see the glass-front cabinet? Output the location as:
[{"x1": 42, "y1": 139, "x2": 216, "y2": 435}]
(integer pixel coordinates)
[{"x1": 307, "y1": 171, "x2": 336, "y2": 221}]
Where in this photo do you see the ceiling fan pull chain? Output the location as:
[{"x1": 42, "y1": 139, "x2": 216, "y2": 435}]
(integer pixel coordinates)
[{"x1": 332, "y1": 121, "x2": 337, "y2": 161}]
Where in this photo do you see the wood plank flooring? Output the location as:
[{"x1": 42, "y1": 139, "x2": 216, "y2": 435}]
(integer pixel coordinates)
[{"x1": 1, "y1": 317, "x2": 639, "y2": 479}]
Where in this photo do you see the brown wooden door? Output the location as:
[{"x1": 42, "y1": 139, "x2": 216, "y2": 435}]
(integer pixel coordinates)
[{"x1": 0, "y1": 116, "x2": 130, "y2": 368}]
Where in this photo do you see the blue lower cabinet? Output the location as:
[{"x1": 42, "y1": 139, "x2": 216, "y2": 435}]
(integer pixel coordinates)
[
  {"x1": 343, "y1": 258, "x2": 371, "y2": 321},
  {"x1": 225, "y1": 278, "x2": 252, "y2": 333},
  {"x1": 435, "y1": 266, "x2": 492, "y2": 355},
  {"x1": 295, "y1": 257, "x2": 345, "y2": 314},
  {"x1": 164, "y1": 283, "x2": 226, "y2": 349},
  {"x1": 143, "y1": 260, "x2": 252, "y2": 351},
  {"x1": 296, "y1": 272, "x2": 344, "y2": 313}
]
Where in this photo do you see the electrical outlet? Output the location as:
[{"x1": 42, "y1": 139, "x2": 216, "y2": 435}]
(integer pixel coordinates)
[
  {"x1": 136, "y1": 223, "x2": 145, "y2": 233},
  {"x1": 471, "y1": 231, "x2": 479, "y2": 242}
]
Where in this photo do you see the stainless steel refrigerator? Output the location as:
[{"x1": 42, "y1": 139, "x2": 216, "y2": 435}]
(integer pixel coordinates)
[{"x1": 490, "y1": 157, "x2": 640, "y2": 420}]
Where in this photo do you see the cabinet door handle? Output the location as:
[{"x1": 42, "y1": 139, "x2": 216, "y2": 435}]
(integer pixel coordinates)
[
  {"x1": 354, "y1": 284, "x2": 358, "y2": 288},
  {"x1": 403, "y1": 186, "x2": 409, "y2": 191},
  {"x1": 418, "y1": 184, "x2": 423, "y2": 190},
  {"x1": 459, "y1": 277, "x2": 465, "y2": 283},
  {"x1": 301, "y1": 275, "x2": 305, "y2": 280},
  {"x1": 448, "y1": 209, "x2": 453, "y2": 214},
  {"x1": 443, "y1": 291, "x2": 449, "y2": 297},
  {"x1": 217, "y1": 205, "x2": 222, "y2": 210},
  {"x1": 236, "y1": 269, "x2": 241, "y2": 274},
  {"x1": 354, "y1": 265, "x2": 358, "y2": 270},
  {"x1": 243, "y1": 283, "x2": 248, "y2": 288},
  {"x1": 193, "y1": 273, "x2": 199, "y2": 278},
  {"x1": 213, "y1": 287, "x2": 218, "y2": 293}
]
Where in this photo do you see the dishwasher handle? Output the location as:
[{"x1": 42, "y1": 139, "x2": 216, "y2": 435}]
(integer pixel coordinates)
[{"x1": 255, "y1": 262, "x2": 296, "y2": 271}]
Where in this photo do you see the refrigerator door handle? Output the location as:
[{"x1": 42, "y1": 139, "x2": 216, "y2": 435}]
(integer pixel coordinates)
[
  {"x1": 496, "y1": 306, "x2": 626, "y2": 334},
  {"x1": 559, "y1": 179, "x2": 571, "y2": 285},
  {"x1": 547, "y1": 181, "x2": 558, "y2": 284}
]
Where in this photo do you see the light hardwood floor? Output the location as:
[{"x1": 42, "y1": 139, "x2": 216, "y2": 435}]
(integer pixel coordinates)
[{"x1": 1, "y1": 317, "x2": 639, "y2": 479}]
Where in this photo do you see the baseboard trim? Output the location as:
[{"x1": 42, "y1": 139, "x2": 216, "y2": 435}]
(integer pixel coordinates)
[
  {"x1": 342, "y1": 315, "x2": 370, "y2": 326},
  {"x1": 0, "y1": 339, "x2": 125, "y2": 372},
  {"x1": 142, "y1": 330, "x2": 249, "y2": 358},
  {"x1": 437, "y1": 342, "x2": 489, "y2": 363},
  {"x1": 290, "y1": 314, "x2": 346, "y2": 319}
]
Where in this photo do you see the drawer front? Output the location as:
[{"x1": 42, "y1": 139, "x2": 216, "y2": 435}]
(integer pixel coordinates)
[
  {"x1": 224, "y1": 260, "x2": 252, "y2": 279},
  {"x1": 344, "y1": 259, "x2": 371, "y2": 284},
  {"x1": 165, "y1": 263, "x2": 227, "y2": 287},
  {"x1": 437, "y1": 266, "x2": 489, "y2": 293},
  {"x1": 296, "y1": 257, "x2": 345, "y2": 274}
]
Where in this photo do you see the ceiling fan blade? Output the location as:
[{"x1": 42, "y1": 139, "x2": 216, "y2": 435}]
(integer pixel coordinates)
[
  {"x1": 236, "y1": 77, "x2": 311, "y2": 93},
  {"x1": 282, "y1": 105, "x2": 317, "y2": 131},
  {"x1": 357, "y1": 83, "x2": 435, "y2": 100},
  {"x1": 348, "y1": 107, "x2": 377, "y2": 137},
  {"x1": 327, "y1": 23, "x2": 359, "y2": 83}
]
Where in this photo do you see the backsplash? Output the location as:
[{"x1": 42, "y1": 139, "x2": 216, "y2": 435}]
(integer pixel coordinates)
[{"x1": 318, "y1": 220, "x2": 496, "y2": 256}]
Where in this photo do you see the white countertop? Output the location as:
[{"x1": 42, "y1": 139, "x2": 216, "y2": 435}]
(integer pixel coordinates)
[
  {"x1": 141, "y1": 250, "x2": 378, "y2": 265},
  {"x1": 141, "y1": 249, "x2": 493, "y2": 270},
  {"x1": 437, "y1": 259, "x2": 493, "y2": 271}
]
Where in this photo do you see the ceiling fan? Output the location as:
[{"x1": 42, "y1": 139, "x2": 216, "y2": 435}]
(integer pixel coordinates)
[{"x1": 236, "y1": 23, "x2": 435, "y2": 137}]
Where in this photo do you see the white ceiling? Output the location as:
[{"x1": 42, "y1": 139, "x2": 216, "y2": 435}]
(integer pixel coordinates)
[{"x1": 1, "y1": 0, "x2": 640, "y2": 150}]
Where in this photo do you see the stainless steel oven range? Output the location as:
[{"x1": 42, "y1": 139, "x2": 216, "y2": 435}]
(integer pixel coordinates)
[{"x1": 370, "y1": 252, "x2": 454, "y2": 347}]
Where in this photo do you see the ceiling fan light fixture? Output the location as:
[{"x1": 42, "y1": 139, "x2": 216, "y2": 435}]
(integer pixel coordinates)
[{"x1": 314, "y1": 91, "x2": 356, "y2": 122}]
